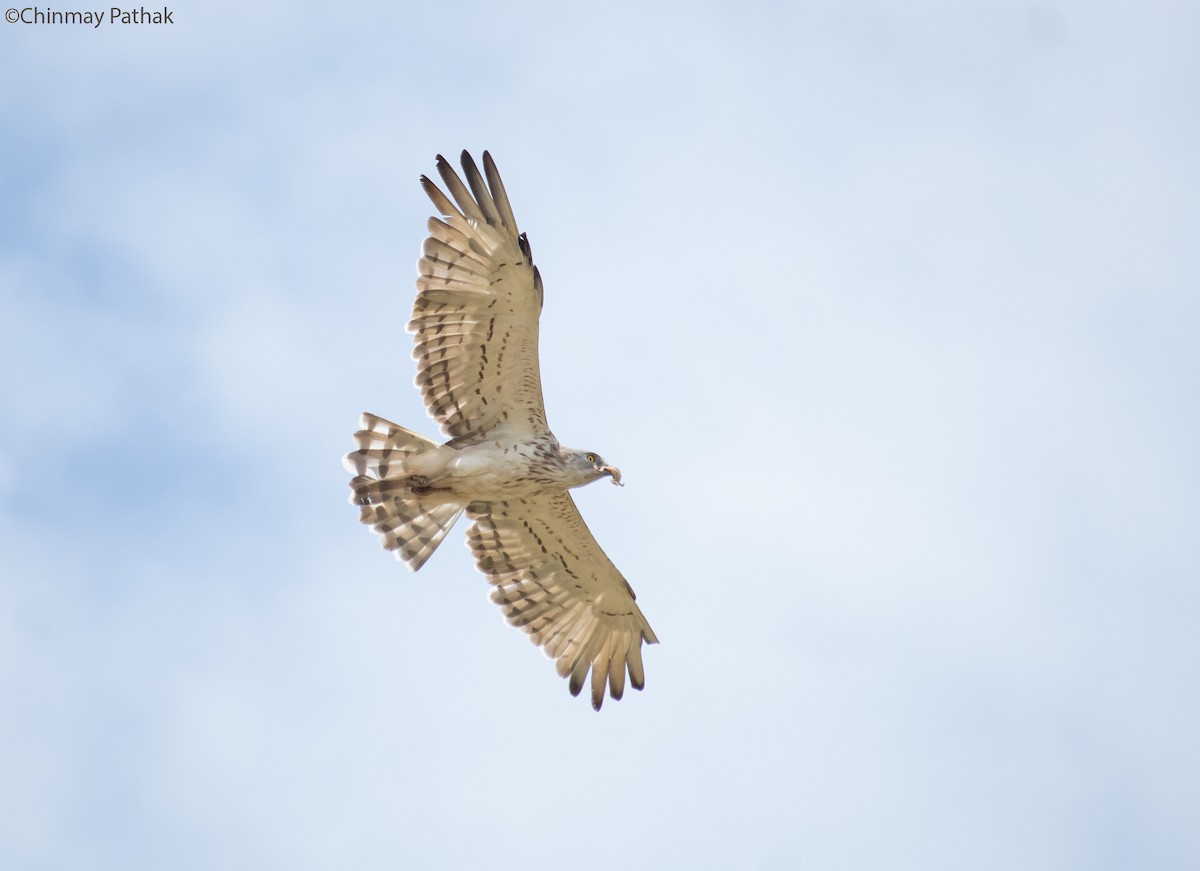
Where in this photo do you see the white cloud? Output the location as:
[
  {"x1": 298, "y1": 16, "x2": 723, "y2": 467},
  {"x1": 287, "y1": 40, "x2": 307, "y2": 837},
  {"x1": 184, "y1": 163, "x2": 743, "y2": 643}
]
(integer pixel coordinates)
[{"x1": 2, "y1": 2, "x2": 1198, "y2": 868}]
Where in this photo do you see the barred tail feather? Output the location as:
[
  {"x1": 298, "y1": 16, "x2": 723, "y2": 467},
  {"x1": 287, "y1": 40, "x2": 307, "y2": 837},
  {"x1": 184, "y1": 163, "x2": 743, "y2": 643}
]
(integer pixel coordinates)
[
  {"x1": 351, "y1": 483, "x2": 464, "y2": 571},
  {"x1": 343, "y1": 412, "x2": 439, "y2": 475},
  {"x1": 345, "y1": 413, "x2": 463, "y2": 571}
]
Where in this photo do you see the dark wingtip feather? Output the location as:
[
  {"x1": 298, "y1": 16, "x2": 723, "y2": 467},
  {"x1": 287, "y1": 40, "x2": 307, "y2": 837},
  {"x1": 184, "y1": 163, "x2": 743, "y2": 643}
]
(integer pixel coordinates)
[
  {"x1": 482, "y1": 151, "x2": 519, "y2": 233},
  {"x1": 532, "y1": 266, "x2": 544, "y2": 310},
  {"x1": 459, "y1": 150, "x2": 502, "y2": 226}
]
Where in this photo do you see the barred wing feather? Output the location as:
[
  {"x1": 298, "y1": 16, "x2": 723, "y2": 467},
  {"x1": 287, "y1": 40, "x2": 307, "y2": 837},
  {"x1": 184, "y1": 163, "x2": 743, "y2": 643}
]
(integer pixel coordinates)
[
  {"x1": 466, "y1": 493, "x2": 659, "y2": 710},
  {"x1": 410, "y1": 151, "x2": 549, "y2": 440}
]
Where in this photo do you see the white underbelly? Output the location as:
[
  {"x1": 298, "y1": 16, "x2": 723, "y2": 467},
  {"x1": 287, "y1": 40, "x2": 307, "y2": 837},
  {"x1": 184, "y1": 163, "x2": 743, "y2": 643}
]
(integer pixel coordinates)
[{"x1": 422, "y1": 442, "x2": 559, "y2": 500}]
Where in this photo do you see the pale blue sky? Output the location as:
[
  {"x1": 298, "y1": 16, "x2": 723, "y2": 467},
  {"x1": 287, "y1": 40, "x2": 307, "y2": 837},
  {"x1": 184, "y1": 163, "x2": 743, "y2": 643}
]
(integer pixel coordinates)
[{"x1": 2, "y1": 2, "x2": 1198, "y2": 869}]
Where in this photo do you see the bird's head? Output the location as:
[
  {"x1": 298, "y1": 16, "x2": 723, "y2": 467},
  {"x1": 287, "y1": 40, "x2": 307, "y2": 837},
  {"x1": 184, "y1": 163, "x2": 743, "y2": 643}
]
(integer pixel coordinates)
[{"x1": 573, "y1": 449, "x2": 623, "y2": 487}]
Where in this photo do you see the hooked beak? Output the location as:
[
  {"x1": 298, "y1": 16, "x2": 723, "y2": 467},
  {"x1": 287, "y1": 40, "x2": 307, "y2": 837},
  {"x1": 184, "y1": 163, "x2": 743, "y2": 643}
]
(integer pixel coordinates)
[{"x1": 598, "y1": 465, "x2": 623, "y2": 486}]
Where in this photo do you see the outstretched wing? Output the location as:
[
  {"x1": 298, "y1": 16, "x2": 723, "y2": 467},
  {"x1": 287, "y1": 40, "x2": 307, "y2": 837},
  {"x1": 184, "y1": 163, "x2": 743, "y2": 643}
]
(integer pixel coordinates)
[
  {"x1": 410, "y1": 151, "x2": 549, "y2": 440},
  {"x1": 467, "y1": 493, "x2": 658, "y2": 710}
]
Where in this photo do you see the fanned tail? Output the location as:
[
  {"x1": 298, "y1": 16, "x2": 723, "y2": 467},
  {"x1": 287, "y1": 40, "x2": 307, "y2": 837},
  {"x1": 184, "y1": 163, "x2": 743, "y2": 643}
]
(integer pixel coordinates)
[{"x1": 344, "y1": 413, "x2": 464, "y2": 571}]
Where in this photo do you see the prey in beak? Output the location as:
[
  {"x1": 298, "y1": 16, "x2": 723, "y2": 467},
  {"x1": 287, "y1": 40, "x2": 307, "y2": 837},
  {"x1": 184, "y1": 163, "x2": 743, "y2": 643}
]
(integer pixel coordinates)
[{"x1": 583, "y1": 451, "x2": 623, "y2": 486}]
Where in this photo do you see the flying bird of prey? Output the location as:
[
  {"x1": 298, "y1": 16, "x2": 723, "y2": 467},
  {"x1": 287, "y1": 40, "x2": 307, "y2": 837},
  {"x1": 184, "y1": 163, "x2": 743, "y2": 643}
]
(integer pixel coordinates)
[{"x1": 344, "y1": 151, "x2": 657, "y2": 710}]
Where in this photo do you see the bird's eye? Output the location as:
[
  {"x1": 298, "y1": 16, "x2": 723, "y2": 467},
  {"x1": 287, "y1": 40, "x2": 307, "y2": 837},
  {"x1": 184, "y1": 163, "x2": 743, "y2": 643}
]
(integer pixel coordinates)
[{"x1": 586, "y1": 453, "x2": 596, "y2": 464}]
